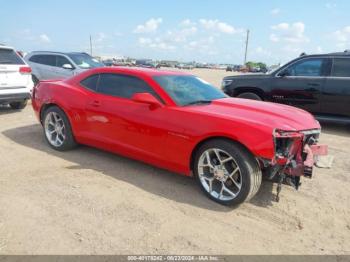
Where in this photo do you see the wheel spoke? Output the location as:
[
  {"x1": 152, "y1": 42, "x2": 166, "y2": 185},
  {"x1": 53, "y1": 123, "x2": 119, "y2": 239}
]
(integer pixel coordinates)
[
  {"x1": 229, "y1": 175, "x2": 241, "y2": 190},
  {"x1": 205, "y1": 151, "x2": 214, "y2": 169},
  {"x1": 203, "y1": 177, "x2": 213, "y2": 193},
  {"x1": 56, "y1": 134, "x2": 63, "y2": 145},
  {"x1": 219, "y1": 182, "x2": 224, "y2": 198},
  {"x1": 222, "y1": 184, "x2": 236, "y2": 197},
  {"x1": 213, "y1": 149, "x2": 222, "y2": 163},
  {"x1": 221, "y1": 156, "x2": 233, "y2": 164},
  {"x1": 230, "y1": 167, "x2": 239, "y2": 176}
]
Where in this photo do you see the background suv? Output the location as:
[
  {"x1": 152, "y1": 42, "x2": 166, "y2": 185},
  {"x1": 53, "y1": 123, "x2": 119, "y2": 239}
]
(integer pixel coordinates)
[
  {"x1": 0, "y1": 44, "x2": 33, "y2": 110},
  {"x1": 25, "y1": 51, "x2": 104, "y2": 84},
  {"x1": 222, "y1": 51, "x2": 350, "y2": 122}
]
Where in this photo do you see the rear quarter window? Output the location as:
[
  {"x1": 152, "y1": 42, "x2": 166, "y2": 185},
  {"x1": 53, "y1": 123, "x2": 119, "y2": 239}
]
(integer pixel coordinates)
[
  {"x1": 332, "y1": 58, "x2": 350, "y2": 77},
  {"x1": 0, "y1": 49, "x2": 25, "y2": 65},
  {"x1": 80, "y1": 74, "x2": 99, "y2": 91}
]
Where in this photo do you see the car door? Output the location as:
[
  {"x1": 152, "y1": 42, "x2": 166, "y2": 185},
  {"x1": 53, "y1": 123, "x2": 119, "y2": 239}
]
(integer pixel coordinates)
[
  {"x1": 321, "y1": 57, "x2": 350, "y2": 117},
  {"x1": 53, "y1": 55, "x2": 75, "y2": 79},
  {"x1": 84, "y1": 73, "x2": 173, "y2": 161},
  {"x1": 33, "y1": 55, "x2": 57, "y2": 80},
  {"x1": 270, "y1": 57, "x2": 329, "y2": 113}
]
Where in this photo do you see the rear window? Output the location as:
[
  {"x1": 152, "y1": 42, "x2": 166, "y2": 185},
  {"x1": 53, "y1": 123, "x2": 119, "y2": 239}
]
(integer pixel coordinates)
[
  {"x1": 29, "y1": 55, "x2": 56, "y2": 66},
  {"x1": 0, "y1": 49, "x2": 25, "y2": 65}
]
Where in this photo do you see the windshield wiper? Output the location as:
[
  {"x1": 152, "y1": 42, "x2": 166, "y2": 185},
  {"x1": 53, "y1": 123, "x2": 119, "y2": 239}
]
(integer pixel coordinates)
[{"x1": 184, "y1": 100, "x2": 212, "y2": 106}]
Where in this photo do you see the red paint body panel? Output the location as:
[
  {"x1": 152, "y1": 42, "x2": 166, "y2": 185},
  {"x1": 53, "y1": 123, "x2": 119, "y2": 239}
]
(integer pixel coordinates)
[{"x1": 32, "y1": 67, "x2": 321, "y2": 176}]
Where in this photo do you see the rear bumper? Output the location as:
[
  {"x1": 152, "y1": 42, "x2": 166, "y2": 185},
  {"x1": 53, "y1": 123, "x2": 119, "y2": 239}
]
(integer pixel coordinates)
[{"x1": 0, "y1": 92, "x2": 31, "y2": 103}]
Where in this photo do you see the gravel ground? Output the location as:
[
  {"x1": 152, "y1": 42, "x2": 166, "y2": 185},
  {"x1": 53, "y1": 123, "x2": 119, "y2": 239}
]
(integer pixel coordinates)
[{"x1": 0, "y1": 68, "x2": 349, "y2": 254}]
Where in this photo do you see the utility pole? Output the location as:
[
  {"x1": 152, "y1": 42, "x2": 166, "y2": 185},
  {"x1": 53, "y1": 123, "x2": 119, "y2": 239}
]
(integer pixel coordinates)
[
  {"x1": 89, "y1": 35, "x2": 93, "y2": 56},
  {"x1": 244, "y1": 29, "x2": 250, "y2": 66}
]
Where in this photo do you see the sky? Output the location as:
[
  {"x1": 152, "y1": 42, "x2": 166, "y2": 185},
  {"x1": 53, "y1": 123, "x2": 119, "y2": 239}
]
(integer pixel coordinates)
[{"x1": 1, "y1": 0, "x2": 349, "y2": 65}]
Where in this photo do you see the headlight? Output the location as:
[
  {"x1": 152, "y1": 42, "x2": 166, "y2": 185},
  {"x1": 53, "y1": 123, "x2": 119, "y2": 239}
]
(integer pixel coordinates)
[
  {"x1": 273, "y1": 129, "x2": 303, "y2": 158},
  {"x1": 221, "y1": 79, "x2": 233, "y2": 89}
]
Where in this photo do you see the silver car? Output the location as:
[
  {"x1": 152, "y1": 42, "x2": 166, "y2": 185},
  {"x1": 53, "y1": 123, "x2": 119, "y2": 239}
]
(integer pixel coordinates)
[{"x1": 25, "y1": 51, "x2": 104, "y2": 84}]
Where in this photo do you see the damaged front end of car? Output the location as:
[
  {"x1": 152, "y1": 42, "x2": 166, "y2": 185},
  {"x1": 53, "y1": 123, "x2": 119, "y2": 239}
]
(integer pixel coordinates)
[{"x1": 261, "y1": 128, "x2": 328, "y2": 201}]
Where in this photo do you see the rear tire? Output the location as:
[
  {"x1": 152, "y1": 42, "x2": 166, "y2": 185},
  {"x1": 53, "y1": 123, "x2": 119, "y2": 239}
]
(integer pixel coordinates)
[
  {"x1": 193, "y1": 139, "x2": 262, "y2": 206},
  {"x1": 237, "y1": 92, "x2": 262, "y2": 101},
  {"x1": 43, "y1": 106, "x2": 77, "y2": 151},
  {"x1": 9, "y1": 100, "x2": 28, "y2": 110}
]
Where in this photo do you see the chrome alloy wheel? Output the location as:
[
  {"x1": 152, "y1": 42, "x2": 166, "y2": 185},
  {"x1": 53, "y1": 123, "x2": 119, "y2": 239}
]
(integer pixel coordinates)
[
  {"x1": 198, "y1": 148, "x2": 242, "y2": 201},
  {"x1": 44, "y1": 112, "x2": 66, "y2": 147}
]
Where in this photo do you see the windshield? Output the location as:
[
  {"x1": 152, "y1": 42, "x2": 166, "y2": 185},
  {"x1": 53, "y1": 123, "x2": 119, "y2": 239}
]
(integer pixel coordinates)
[
  {"x1": 68, "y1": 53, "x2": 104, "y2": 69},
  {"x1": 153, "y1": 75, "x2": 227, "y2": 106}
]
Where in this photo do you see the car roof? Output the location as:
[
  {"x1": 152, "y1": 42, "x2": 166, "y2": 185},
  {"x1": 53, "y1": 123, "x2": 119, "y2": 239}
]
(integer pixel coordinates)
[
  {"x1": 88, "y1": 66, "x2": 192, "y2": 77},
  {"x1": 301, "y1": 50, "x2": 350, "y2": 58},
  {"x1": 27, "y1": 51, "x2": 88, "y2": 56},
  {"x1": 0, "y1": 44, "x2": 14, "y2": 50}
]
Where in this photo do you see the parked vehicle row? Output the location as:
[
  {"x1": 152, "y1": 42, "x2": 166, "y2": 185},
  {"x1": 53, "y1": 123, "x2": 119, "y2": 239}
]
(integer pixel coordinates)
[
  {"x1": 0, "y1": 44, "x2": 33, "y2": 109},
  {"x1": 222, "y1": 50, "x2": 350, "y2": 122}
]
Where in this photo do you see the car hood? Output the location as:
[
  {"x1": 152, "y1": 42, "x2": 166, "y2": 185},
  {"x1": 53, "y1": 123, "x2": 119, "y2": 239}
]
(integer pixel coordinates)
[{"x1": 185, "y1": 98, "x2": 320, "y2": 132}]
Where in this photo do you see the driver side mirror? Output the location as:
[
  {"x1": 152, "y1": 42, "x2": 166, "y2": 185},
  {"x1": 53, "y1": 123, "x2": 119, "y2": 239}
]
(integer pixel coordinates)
[
  {"x1": 131, "y1": 93, "x2": 163, "y2": 109},
  {"x1": 62, "y1": 64, "x2": 74, "y2": 70}
]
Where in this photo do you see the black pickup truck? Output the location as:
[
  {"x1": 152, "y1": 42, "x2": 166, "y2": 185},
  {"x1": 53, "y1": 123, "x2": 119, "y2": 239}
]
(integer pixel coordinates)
[{"x1": 222, "y1": 51, "x2": 350, "y2": 122}]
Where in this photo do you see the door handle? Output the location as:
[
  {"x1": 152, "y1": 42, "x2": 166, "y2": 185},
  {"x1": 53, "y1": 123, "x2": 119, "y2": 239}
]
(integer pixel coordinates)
[{"x1": 89, "y1": 100, "x2": 101, "y2": 107}]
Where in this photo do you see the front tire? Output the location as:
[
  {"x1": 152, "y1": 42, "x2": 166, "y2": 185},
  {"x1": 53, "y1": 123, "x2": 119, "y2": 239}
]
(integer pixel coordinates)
[
  {"x1": 9, "y1": 100, "x2": 28, "y2": 110},
  {"x1": 237, "y1": 92, "x2": 262, "y2": 101},
  {"x1": 194, "y1": 139, "x2": 262, "y2": 206},
  {"x1": 43, "y1": 106, "x2": 77, "y2": 151}
]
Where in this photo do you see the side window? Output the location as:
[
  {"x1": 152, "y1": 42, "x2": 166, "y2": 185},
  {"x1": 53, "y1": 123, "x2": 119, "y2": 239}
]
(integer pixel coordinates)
[
  {"x1": 80, "y1": 74, "x2": 99, "y2": 91},
  {"x1": 97, "y1": 73, "x2": 161, "y2": 100},
  {"x1": 31, "y1": 55, "x2": 56, "y2": 66},
  {"x1": 29, "y1": 55, "x2": 38, "y2": 63},
  {"x1": 332, "y1": 58, "x2": 350, "y2": 77},
  {"x1": 285, "y1": 59, "x2": 324, "y2": 77},
  {"x1": 56, "y1": 55, "x2": 73, "y2": 68}
]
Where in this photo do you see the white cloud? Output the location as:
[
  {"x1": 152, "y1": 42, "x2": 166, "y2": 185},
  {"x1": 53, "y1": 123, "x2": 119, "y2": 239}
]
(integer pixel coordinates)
[
  {"x1": 333, "y1": 26, "x2": 350, "y2": 49},
  {"x1": 270, "y1": 8, "x2": 280, "y2": 15},
  {"x1": 39, "y1": 34, "x2": 51, "y2": 43},
  {"x1": 199, "y1": 19, "x2": 239, "y2": 34},
  {"x1": 270, "y1": 34, "x2": 279, "y2": 42},
  {"x1": 316, "y1": 46, "x2": 323, "y2": 53},
  {"x1": 138, "y1": 37, "x2": 152, "y2": 45},
  {"x1": 270, "y1": 22, "x2": 309, "y2": 43},
  {"x1": 134, "y1": 18, "x2": 162, "y2": 33},
  {"x1": 167, "y1": 26, "x2": 198, "y2": 43},
  {"x1": 138, "y1": 37, "x2": 176, "y2": 50},
  {"x1": 180, "y1": 19, "x2": 196, "y2": 27}
]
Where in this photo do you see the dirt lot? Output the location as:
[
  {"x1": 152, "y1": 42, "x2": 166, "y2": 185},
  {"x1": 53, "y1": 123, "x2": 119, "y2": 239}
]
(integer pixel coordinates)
[{"x1": 0, "y1": 68, "x2": 349, "y2": 255}]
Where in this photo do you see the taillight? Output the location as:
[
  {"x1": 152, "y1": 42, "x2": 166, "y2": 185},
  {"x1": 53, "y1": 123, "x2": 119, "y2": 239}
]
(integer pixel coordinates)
[{"x1": 19, "y1": 66, "x2": 32, "y2": 74}]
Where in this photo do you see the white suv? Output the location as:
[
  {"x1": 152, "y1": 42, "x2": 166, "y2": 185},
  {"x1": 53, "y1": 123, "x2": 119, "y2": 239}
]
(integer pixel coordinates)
[{"x1": 0, "y1": 45, "x2": 33, "y2": 110}]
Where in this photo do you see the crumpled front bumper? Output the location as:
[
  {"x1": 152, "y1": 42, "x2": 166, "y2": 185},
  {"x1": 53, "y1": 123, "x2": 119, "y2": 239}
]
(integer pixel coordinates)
[
  {"x1": 285, "y1": 143, "x2": 328, "y2": 178},
  {"x1": 267, "y1": 128, "x2": 329, "y2": 180}
]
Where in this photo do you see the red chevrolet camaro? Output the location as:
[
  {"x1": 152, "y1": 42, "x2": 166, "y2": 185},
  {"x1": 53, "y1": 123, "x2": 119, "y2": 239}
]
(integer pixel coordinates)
[{"x1": 32, "y1": 67, "x2": 327, "y2": 206}]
